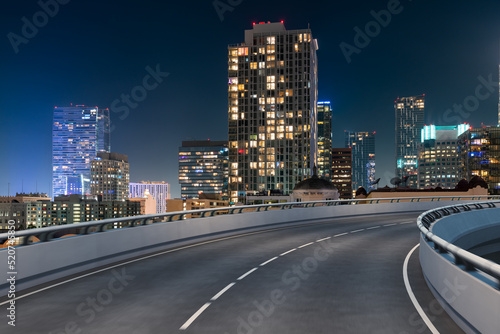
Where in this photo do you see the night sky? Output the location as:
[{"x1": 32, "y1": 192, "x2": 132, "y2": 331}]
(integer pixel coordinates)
[{"x1": 1, "y1": 0, "x2": 499, "y2": 198}]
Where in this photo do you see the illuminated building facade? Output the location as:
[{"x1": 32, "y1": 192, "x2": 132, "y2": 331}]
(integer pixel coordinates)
[
  {"x1": 317, "y1": 101, "x2": 332, "y2": 180},
  {"x1": 179, "y1": 141, "x2": 229, "y2": 200},
  {"x1": 52, "y1": 106, "x2": 110, "y2": 197},
  {"x1": 91, "y1": 153, "x2": 130, "y2": 201},
  {"x1": 458, "y1": 126, "x2": 500, "y2": 194},
  {"x1": 228, "y1": 21, "x2": 319, "y2": 203},
  {"x1": 129, "y1": 181, "x2": 170, "y2": 213},
  {"x1": 345, "y1": 131, "x2": 375, "y2": 194},
  {"x1": 395, "y1": 95, "x2": 425, "y2": 188},
  {"x1": 331, "y1": 148, "x2": 352, "y2": 199},
  {"x1": 418, "y1": 124, "x2": 469, "y2": 189}
]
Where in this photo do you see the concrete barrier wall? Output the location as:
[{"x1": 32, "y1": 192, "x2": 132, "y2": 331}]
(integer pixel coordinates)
[
  {"x1": 0, "y1": 201, "x2": 464, "y2": 296},
  {"x1": 420, "y1": 235, "x2": 500, "y2": 334},
  {"x1": 430, "y1": 209, "x2": 500, "y2": 255}
]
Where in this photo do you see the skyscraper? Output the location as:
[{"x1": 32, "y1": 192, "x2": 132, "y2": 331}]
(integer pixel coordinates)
[
  {"x1": 52, "y1": 106, "x2": 110, "y2": 197},
  {"x1": 331, "y1": 148, "x2": 352, "y2": 199},
  {"x1": 317, "y1": 101, "x2": 332, "y2": 180},
  {"x1": 90, "y1": 153, "x2": 130, "y2": 201},
  {"x1": 129, "y1": 181, "x2": 170, "y2": 213},
  {"x1": 395, "y1": 95, "x2": 425, "y2": 188},
  {"x1": 418, "y1": 124, "x2": 469, "y2": 189},
  {"x1": 458, "y1": 126, "x2": 500, "y2": 194},
  {"x1": 345, "y1": 131, "x2": 375, "y2": 194},
  {"x1": 179, "y1": 141, "x2": 229, "y2": 200},
  {"x1": 228, "y1": 21, "x2": 319, "y2": 203}
]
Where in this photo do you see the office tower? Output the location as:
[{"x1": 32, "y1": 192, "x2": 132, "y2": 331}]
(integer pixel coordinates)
[
  {"x1": 52, "y1": 106, "x2": 110, "y2": 197},
  {"x1": 228, "y1": 21, "x2": 319, "y2": 203},
  {"x1": 179, "y1": 141, "x2": 229, "y2": 200},
  {"x1": 90, "y1": 153, "x2": 130, "y2": 201},
  {"x1": 395, "y1": 95, "x2": 425, "y2": 188},
  {"x1": 418, "y1": 124, "x2": 469, "y2": 189},
  {"x1": 345, "y1": 131, "x2": 376, "y2": 194},
  {"x1": 317, "y1": 101, "x2": 332, "y2": 180},
  {"x1": 129, "y1": 181, "x2": 170, "y2": 213},
  {"x1": 331, "y1": 148, "x2": 352, "y2": 199},
  {"x1": 458, "y1": 126, "x2": 500, "y2": 194}
]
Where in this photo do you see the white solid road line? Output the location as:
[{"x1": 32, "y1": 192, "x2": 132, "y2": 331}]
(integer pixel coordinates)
[
  {"x1": 179, "y1": 302, "x2": 212, "y2": 330},
  {"x1": 298, "y1": 242, "x2": 314, "y2": 248},
  {"x1": 260, "y1": 256, "x2": 279, "y2": 266},
  {"x1": 403, "y1": 244, "x2": 440, "y2": 334},
  {"x1": 280, "y1": 248, "x2": 297, "y2": 256},
  {"x1": 237, "y1": 268, "x2": 258, "y2": 280},
  {"x1": 210, "y1": 283, "x2": 236, "y2": 301}
]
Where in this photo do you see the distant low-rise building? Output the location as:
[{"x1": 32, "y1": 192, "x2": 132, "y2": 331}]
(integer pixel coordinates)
[
  {"x1": 166, "y1": 195, "x2": 229, "y2": 218},
  {"x1": 130, "y1": 189, "x2": 156, "y2": 215},
  {"x1": 129, "y1": 181, "x2": 170, "y2": 213}
]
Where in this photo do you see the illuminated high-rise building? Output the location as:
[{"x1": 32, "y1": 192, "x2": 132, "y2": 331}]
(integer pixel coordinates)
[
  {"x1": 129, "y1": 181, "x2": 170, "y2": 213},
  {"x1": 331, "y1": 148, "x2": 352, "y2": 199},
  {"x1": 418, "y1": 124, "x2": 469, "y2": 189},
  {"x1": 179, "y1": 141, "x2": 229, "y2": 200},
  {"x1": 345, "y1": 131, "x2": 375, "y2": 194},
  {"x1": 317, "y1": 101, "x2": 332, "y2": 180},
  {"x1": 52, "y1": 106, "x2": 110, "y2": 197},
  {"x1": 458, "y1": 126, "x2": 500, "y2": 194},
  {"x1": 228, "y1": 22, "x2": 319, "y2": 203},
  {"x1": 91, "y1": 153, "x2": 130, "y2": 201},
  {"x1": 395, "y1": 95, "x2": 425, "y2": 188}
]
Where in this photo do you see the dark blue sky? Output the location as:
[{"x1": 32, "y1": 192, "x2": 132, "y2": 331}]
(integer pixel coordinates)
[{"x1": 1, "y1": 0, "x2": 499, "y2": 197}]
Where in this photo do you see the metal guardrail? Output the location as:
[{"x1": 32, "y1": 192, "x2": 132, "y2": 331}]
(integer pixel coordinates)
[
  {"x1": 417, "y1": 200, "x2": 500, "y2": 288},
  {"x1": 1, "y1": 195, "x2": 498, "y2": 248}
]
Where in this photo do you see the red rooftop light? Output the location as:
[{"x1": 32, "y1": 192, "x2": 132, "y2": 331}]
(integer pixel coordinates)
[
  {"x1": 281, "y1": 20, "x2": 284, "y2": 23},
  {"x1": 253, "y1": 22, "x2": 256, "y2": 25}
]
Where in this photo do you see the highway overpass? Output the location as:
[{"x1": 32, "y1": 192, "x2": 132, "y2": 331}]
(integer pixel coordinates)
[{"x1": 0, "y1": 197, "x2": 498, "y2": 333}]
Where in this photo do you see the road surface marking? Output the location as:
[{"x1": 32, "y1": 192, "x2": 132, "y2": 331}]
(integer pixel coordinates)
[
  {"x1": 237, "y1": 268, "x2": 258, "y2": 280},
  {"x1": 211, "y1": 283, "x2": 236, "y2": 301},
  {"x1": 366, "y1": 226, "x2": 381, "y2": 230},
  {"x1": 316, "y1": 237, "x2": 331, "y2": 242},
  {"x1": 280, "y1": 248, "x2": 297, "y2": 256},
  {"x1": 298, "y1": 242, "x2": 314, "y2": 248},
  {"x1": 384, "y1": 223, "x2": 398, "y2": 227},
  {"x1": 350, "y1": 229, "x2": 365, "y2": 233},
  {"x1": 334, "y1": 232, "x2": 348, "y2": 237},
  {"x1": 260, "y1": 256, "x2": 278, "y2": 266},
  {"x1": 179, "y1": 302, "x2": 212, "y2": 330},
  {"x1": 403, "y1": 244, "x2": 440, "y2": 334}
]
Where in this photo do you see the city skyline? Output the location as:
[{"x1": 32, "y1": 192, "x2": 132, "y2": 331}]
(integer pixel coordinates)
[{"x1": 1, "y1": 1, "x2": 500, "y2": 198}]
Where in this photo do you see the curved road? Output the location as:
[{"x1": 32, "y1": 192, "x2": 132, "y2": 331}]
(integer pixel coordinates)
[{"x1": 1, "y1": 212, "x2": 463, "y2": 334}]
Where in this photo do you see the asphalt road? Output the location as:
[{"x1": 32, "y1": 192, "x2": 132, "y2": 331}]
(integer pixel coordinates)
[{"x1": 0, "y1": 212, "x2": 464, "y2": 334}]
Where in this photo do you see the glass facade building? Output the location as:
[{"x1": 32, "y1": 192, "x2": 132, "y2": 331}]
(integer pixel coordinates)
[
  {"x1": 345, "y1": 131, "x2": 375, "y2": 193},
  {"x1": 52, "y1": 106, "x2": 110, "y2": 197},
  {"x1": 395, "y1": 95, "x2": 425, "y2": 188},
  {"x1": 458, "y1": 126, "x2": 500, "y2": 194},
  {"x1": 179, "y1": 141, "x2": 229, "y2": 200},
  {"x1": 418, "y1": 124, "x2": 469, "y2": 189},
  {"x1": 317, "y1": 101, "x2": 332, "y2": 180},
  {"x1": 228, "y1": 22, "x2": 319, "y2": 204}
]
